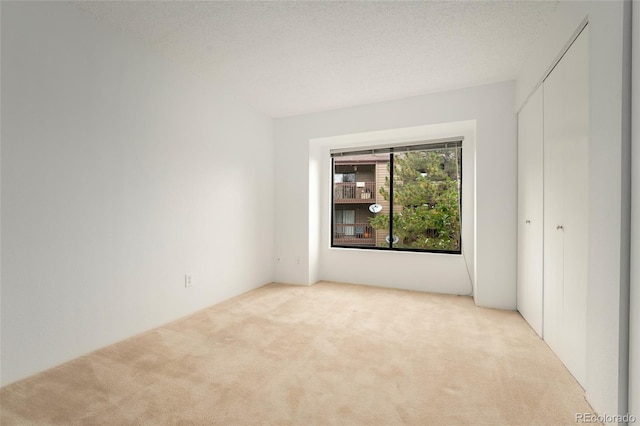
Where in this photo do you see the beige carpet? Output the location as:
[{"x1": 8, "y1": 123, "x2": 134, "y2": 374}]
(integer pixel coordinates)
[{"x1": 1, "y1": 281, "x2": 596, "y2": 425}]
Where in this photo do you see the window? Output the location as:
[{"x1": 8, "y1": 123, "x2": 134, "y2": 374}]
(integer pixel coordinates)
[
  {"x1": 335, "y1": 209, "x2": 355, "y2": 237},
  {"x1": 331, "y1": 140, "x2": 462, "y2": 254},
  {"x1": 334, "y1": 172, "x2": 356, "y2": 183}
]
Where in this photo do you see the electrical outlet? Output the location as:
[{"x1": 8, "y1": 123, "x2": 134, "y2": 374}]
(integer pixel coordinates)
[{"x1": 185, "y1": 275, "x2": 192, "y2": 288}]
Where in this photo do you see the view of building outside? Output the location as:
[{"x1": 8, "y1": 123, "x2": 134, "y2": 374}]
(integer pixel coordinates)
[
  {"x1": 332, "y1": 146, "x2": 462, "y2": 252},
  {"x1": 333, "y1": 153, "x2": 389, "y2": 247}
]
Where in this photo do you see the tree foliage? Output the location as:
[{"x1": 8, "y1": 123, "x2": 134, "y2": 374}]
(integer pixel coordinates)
[{"x1": 370, "y1": 149, "x2": 462, "y2": 251}]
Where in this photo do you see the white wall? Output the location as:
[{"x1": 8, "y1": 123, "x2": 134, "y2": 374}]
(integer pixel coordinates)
[
  {"x1": 275, "y1": 81, "x2": 517, "y2": 310},
  {"x1": 0, "y1": 2, "x2": 275, "y2": 386},
  {"x1": 629, "y1": 0, "x2": 640, "y2": 418},
  {"x1": 516, "y1": 0, "x2": 632, "y2": 417}
]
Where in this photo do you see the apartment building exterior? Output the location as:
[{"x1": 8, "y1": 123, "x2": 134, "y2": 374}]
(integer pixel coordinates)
[{"x1": 333, "y1": 155, "x2": 395, "y2": 248}]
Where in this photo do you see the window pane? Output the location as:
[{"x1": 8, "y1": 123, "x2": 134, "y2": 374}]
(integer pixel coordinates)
[
  {"x1": 391, "y1": 148, "x2": 462, "y2": 251},
  {"x1": 331, "y1": 144, "x2": 462, "y2": 253},
  {"x1": 332, "y1": 153, "x2": 390, "y2": 247}
]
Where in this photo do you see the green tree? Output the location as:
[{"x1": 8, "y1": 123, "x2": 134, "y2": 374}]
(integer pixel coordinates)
[{"x1": 370, "y1": 149, "x2": 462, "y2": 251}]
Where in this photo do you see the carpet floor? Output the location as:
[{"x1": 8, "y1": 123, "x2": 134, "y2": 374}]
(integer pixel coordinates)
[{"x1": 0, "y1": 281, "x2": 596, "y2": 425}]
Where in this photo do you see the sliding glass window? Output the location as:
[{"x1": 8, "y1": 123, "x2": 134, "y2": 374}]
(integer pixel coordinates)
[{"x1": 331, "y1": 141, "x2": 462, "y2": 254}]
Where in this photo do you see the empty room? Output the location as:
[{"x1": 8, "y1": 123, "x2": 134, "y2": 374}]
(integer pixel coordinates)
[{"x1": 1, "y1": 0, "x2": 638, "y2": 424}]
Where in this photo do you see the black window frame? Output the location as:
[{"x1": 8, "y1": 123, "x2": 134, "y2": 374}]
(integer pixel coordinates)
[{"x1": 330, "y1": 139, "x2": 463, "y2": 255}]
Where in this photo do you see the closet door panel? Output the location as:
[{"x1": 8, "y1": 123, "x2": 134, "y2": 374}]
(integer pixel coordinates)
[
  {"x1": 517, "y1": 85, "x2": 544, "y2": 337},
  {"x1": 543, "y1": 26, "x2": 588, "y2": 387},
  {"x1": 559, "y1": 28, "x2": 589, "y2": 387},
  {"x1": 543, "y1": 66, "x2": 565, "y2": 358}
]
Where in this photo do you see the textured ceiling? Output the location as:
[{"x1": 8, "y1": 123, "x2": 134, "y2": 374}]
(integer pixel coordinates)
[{"x1": 73, "y1": 1, "x2": 559, "y2": 118}]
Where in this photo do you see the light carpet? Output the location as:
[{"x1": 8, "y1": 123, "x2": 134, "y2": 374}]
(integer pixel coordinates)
[{"x1": 0, "y1": 281, "x2": 596, "y2": 425}]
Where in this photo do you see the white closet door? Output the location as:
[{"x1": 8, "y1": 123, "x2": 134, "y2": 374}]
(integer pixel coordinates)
[
  {"x1": 543, "y1": 70, "x2": 565, "y2": 359},
  {"x1": 543, "y1": 26, "x2": 589, "y2": 387},
  {"x1": 559, "y1": 26, "x2": 589, "y2": 387},
  {"x1": 517, "y1": 85, "x2": 544, "y2": 337}
]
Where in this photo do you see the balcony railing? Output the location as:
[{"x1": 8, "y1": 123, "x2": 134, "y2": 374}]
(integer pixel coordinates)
[
  {"x1": 334, "y1": 182, "x2": 376, "y2": 203},
  {"x1": 333, "y1": 223, "x2": 375, "y2": 245}
]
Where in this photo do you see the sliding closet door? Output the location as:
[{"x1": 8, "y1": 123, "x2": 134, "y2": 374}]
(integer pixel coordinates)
[
  {"x1": 517, "y1": 86, "x2": 544, "y2": 337},
  {"x1": 543, "y1": 70, "x2": 565, "y2": 358},
  {"x1": 559, "y1": 27, "x2": 589, "y2": 387},
  {"x1": 543, "y1": 26, "x2": 589, "y2": 387}
]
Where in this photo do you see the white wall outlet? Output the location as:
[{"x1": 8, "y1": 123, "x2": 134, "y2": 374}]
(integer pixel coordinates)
[{"x1": 185, "y1": 274, "x2": 192, "y2": 288}]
